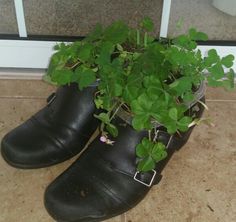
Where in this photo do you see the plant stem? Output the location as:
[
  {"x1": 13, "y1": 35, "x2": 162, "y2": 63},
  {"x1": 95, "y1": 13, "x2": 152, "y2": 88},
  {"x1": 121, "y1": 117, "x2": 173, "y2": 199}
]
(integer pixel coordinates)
[
  {"x1": 100, "y1": 122, "x2": 105, "y2": 133},
  {"x1": 144, "y1": 32, "x2": 148, "y2": 47},
  {"x1": 69, "y1": 60, "x2": 80, "y2": 69},
  {"x1": 110, "y1": 102, "x2": 124, "y2": 120},
  {"x1": 148, "y1": 130, "x2": 151, "y2": 141},
  {"x1": 107, "y1": 102, "x2": 119, "y2": 116},
  {"x1": 121, "y1": 103, "x2": 131, "y2": 113},
  {"x1": 113, "y1": 51, "x2": 134, "y2": 55},
  {"x1": 136, "y1": 29, "x2": 140, "y2": 46},
  {"x1": 153, "y1": 128, "x2": 159, "y2": 142},
  {"x1": 197, "y1": 100, "x2": 209, "y2": 110}
]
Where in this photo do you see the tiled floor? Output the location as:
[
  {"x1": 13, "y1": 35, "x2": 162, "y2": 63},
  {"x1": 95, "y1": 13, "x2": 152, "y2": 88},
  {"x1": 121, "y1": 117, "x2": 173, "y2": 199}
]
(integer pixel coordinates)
[{"x1": 0, "y1": 80, "x2": 235, "y2": 222}]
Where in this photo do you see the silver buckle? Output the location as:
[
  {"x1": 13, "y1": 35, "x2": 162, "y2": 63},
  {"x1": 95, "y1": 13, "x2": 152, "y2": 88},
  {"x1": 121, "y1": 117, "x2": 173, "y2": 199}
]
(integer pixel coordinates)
[
  {"x1": 47, "y1": 93, "x2": 56, "y2": 106},
  {"x1": 154, "y1": 130, "x2": 173, "y2": 149},
  {"x1": 133, "y1": 169, "x2": 157, "y2": 187},
  {"x1": 166, "y1": 135, "x2": 173, "y2": 149}
]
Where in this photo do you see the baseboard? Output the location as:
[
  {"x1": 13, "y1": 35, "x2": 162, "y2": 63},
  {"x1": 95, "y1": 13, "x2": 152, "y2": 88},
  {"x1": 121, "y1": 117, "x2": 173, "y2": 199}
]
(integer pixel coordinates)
[
  {"x1": 0, "y1": 43, "x2": 235, "y2": 81},
  {"x1": 0, "y1": 68, "x2": 45, "y2": 80}
]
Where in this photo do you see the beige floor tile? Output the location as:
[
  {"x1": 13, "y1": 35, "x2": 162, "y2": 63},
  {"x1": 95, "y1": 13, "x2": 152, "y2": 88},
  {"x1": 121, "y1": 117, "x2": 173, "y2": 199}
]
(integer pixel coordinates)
[
  {"x1": 0, "y1": 98, "x2": 45, "y2": 134},
  {"x1": 0, "y1": 81, "x2": 235, "y2": 222},
  {"x1": 0, "y1": 80, "x2": 56, "y2": 98},
  {"x1": 126, "y1": 102, "x2": 236, "y2": 222},
  {"x1": 206, "y1": 87, "x2": 236, "y2": 101},
  {"x1": 0, "y1": 98, "x2": 71, "y2": 222},
  {"x1": 104, "y1": 216, "x2": 123, "y2": 222}
]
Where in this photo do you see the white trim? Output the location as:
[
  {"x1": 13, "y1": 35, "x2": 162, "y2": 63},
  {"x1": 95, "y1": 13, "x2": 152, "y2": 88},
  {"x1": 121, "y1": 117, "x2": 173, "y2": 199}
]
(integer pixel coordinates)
[
  {"x1": 0, "y1": 40, "x2": 56, "y2": 69},
  {"x1": 0, "y1": 40, "x2": 235, "y2": 79},
  {"x1": 14, "y1": 0, "x2": 27, "y2": 37},
  {"x1": 160, "y1": 0, "x2": 172, "y2": 38}
]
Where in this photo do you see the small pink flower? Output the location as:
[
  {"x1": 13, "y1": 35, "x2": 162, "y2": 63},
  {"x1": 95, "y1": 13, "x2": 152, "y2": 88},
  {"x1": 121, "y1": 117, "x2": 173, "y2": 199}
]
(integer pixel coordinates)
[
  {"x1": 100, "y1": 135, "x2": 115, "y2": 145},
  {"x1": 100, "y1": 136, "x2": 107, "y2": 143}
]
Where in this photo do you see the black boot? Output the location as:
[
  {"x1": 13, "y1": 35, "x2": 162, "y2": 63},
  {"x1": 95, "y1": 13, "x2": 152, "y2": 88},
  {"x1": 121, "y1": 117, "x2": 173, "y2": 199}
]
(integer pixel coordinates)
[
  {"x1": 44, "y1": 98, "x2": 205, "y2": 222},
  {"x1": 1, "y1": 83, "x2": 99, "y2": 169}
]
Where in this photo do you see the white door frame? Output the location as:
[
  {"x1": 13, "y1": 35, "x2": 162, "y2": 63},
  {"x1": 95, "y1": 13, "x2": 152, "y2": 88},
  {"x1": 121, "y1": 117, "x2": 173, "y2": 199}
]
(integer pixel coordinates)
[
  {"x1": 14, "y1": 0, "x2": 27, "y2": 37},
  {"x1": 0, "y1": 0, "x2": 235, "y2": 79}
]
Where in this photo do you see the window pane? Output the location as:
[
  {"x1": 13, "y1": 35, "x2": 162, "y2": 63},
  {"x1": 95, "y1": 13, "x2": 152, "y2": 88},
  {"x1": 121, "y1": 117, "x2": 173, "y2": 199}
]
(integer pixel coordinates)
[
  {"x1": 0, "y1": 0, "x2": 18, "y2": 34},
  {"x1": 23, "y1": 0, "x2": 163, "y2": 36},
  {"x1": 169, "y1": 0, "x2": 236, "y2": 40}
]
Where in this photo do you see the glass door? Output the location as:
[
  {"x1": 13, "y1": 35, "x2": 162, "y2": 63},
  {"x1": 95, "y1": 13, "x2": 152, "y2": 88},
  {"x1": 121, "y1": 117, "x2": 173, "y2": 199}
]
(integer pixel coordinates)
[
  {"x1": 0, "y1": 0, "x2": 18, "y2": 36},
  {"x1": 0, "y1": 0, "x2": 164, "y2": 70},
  {"x1": 23, "y1": 0, "x2": 163, "y2": 37},
  {"x1": 168, "y1": 0, "x2": 236, "y2": 73},
  {"x1": 168, "y1": 0, "x2": 236, "y2": 41}
]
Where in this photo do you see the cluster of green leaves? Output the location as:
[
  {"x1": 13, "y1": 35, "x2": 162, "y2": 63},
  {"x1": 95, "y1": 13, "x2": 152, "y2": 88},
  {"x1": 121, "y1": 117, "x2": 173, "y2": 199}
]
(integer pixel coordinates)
[
  {"x1": 204, "y1": 49, "x2": 235, "y2": 90},
  {"x1": 136, "y1": 138, "x2": 167, "y2": 172},
  {"x1": 46, "y1": 17, "x2": 235, "y2": 172},
  {"x1": 130, "y1": 75, "x2": 193, "y2": 134}
]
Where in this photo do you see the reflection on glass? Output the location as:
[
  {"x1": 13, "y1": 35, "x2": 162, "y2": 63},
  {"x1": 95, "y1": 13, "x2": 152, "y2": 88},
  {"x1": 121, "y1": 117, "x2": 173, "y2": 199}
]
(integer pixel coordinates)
[
  {"x1": 169, "y1": 0, "x2": 236, "y2": 40},
  {"x1": 23, "y1": 0, "x2": 163, "y2": 36},
  {"x1": 0, "y1": 0, "x2": 18, "y2": 34}
]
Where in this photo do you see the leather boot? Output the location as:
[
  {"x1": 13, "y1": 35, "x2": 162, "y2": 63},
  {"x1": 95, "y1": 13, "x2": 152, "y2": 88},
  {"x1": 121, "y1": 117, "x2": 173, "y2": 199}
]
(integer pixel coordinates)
[
  {"x1": 44, "y1": 97, "x2": 205, "y2": 222},
  {"x1": 1, "y1": 83, "x2": 99, "y2": 169}
]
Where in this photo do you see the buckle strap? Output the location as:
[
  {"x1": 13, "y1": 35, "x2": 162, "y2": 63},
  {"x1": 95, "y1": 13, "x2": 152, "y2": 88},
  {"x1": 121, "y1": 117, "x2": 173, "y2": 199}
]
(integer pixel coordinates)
[
  {"x1": 133, "y1": 131, "x2": 174, "y2": 187},
  {"x1": 95, "y1": 153, "x2": 160, "y2": 188},
  {"x1": 166, "y1": 135, "x2": 173, "y2": 149},
  {"x1": 47, "y1": 92, "x2": 56, "y2": 106},
  {"x1": 154, "y1": 130, "x2": 173, "y2": 149},
  {"x1": 133, "y1": 170, "x2": 157, "y2": 187}
]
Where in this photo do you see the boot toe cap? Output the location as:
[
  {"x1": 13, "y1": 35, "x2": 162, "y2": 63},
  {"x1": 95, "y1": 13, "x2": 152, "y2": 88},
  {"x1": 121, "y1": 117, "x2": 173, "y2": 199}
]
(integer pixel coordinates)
[
  {"x1": 1, "y1": 120, "x2": 66, "y2": 168},
  {"x1": 44, "y1": 177, "x2": 107, "y2": 222},
  {"x1": 44, "y1": 160, "x2": 130, "y2": 222}
]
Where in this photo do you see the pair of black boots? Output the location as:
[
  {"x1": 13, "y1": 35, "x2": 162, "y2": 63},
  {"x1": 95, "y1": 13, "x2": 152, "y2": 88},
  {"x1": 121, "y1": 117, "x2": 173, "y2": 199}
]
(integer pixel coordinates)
[{"x1": 1, "y1": 83, "x2": 205, "y2": 222}]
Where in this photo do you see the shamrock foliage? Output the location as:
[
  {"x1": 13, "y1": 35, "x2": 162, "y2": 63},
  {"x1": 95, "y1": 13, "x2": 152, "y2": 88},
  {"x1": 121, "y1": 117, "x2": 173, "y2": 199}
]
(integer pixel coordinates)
[{"x1": 46, "y1": 18, "x2": 235, "y2": 172}]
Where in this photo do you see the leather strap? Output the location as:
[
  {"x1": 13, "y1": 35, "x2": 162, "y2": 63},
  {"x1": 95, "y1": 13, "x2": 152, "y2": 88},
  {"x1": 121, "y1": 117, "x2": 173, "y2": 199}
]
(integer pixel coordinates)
[
  {"x1": 46, "y1": 92, "x2": 56, "y2": 105},
  {"x1": 113, "y1": 98, "x2": 205, "y2": 187}
]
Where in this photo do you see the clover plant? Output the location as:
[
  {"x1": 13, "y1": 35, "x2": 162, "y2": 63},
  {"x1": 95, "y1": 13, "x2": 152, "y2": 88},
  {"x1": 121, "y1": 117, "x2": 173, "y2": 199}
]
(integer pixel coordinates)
[{"x1": 46, "y1": 18, "x2": 235, "y2": 172}]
